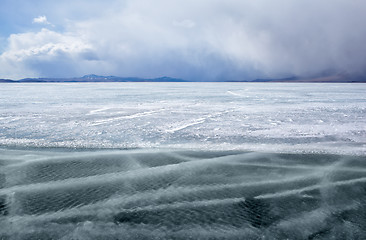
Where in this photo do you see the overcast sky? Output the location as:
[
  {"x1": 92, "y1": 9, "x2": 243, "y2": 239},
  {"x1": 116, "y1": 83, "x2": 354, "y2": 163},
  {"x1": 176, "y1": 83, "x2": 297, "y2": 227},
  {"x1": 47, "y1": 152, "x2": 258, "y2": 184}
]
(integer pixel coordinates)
[{"x1": 0, "y1": 0, "x2": 365, "y2": 80}]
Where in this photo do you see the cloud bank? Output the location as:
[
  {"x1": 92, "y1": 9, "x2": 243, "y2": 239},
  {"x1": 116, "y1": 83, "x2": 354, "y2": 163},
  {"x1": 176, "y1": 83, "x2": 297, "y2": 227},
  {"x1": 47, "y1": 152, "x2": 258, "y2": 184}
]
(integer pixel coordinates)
[{"x1": 1, "y1": 0, "x2": 366, "y2": 80}]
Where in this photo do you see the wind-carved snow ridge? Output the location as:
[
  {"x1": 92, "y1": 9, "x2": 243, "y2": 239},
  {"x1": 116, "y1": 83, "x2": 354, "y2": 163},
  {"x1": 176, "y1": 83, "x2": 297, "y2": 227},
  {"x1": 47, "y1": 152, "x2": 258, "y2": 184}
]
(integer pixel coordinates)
[
  {"x1": 165, "y1": 117, "x2": 206, "y2": 133},
  {"x1": 0, "y1": 149, "x2": 365, "y2": 239},
  {"x1": 90, "y1": 109, "x2": 164, "y2": 126},
  {"x1": 165, "y1": 111, "x2": 230, "y2": 133},
  {"x1": 227, "y1": 90, "x2": 245, "y2": 97},
  {"x1": 87, "y1": 107, "x2": 114, "y2": 115}
]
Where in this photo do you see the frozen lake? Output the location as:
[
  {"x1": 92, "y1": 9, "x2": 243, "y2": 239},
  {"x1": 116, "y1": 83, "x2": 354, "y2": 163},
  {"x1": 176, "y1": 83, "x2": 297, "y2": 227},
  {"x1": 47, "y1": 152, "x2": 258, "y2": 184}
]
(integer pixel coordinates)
[
  {"x1": 0, "y1": 83, "x2": 365, "y2": 154},
  {"x1": 0, "y1": 83, "x2": 365, "y2": 239}
]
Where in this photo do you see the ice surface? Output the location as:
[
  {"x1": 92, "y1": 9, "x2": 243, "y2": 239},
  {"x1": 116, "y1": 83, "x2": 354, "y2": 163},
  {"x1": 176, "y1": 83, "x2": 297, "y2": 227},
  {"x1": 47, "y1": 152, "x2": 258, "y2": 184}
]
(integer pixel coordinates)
[
  {"x1": 0, "y1": 83, "x2": 365, "y2": 239},
  {"x1": 0, "y1": 149, "x2": 365, "y2": 239},
  {"x1": 0, "y1": 83, "x2": 365, "y2": 154}
]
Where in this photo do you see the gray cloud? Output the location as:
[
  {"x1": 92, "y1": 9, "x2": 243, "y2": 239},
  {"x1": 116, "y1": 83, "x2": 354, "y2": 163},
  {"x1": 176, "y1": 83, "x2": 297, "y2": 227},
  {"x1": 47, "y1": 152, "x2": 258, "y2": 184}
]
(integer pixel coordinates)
[{"x1": 1, "y1": 0, "x2": 366, "y2": 80}]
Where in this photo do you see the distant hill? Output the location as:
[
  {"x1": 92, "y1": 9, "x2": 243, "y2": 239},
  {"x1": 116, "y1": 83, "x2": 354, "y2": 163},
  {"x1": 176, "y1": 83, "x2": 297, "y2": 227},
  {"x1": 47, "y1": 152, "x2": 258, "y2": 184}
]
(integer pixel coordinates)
[
  {"x1": 228, "y1": 77, "x2": 299, "y2": 82},
  {"x1": 15, "y1": 75, "x2": 187, "y2": 83},
  {"x1": 0, "y1": 79, "x2": 15, "y2": 83},
  {"x1": 284, "y1": 74, "x2": 366, "y2": 83},
  {"x1": 1, "y1": 73, "x2": 365, "y2": 83},
  {"x1": 228, "y1": 73, "x2": 366, "y2": 83}
]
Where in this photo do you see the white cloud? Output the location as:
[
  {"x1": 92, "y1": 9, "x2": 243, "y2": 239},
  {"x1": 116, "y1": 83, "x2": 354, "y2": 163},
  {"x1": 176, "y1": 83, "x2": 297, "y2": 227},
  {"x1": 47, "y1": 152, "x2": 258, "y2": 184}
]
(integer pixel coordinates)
[
  {"x1": 2, "y1": 0, "x2": 366, "y2": 80},
  {"x1": 173, "y1": 19, "x2": 196, "y2": 29},
  {"x1": 33, "y1": 16, "x2": 51, "y2": 25},
  {"x1": 0, "y1": 28, "x2": 96, "y2": 79}
]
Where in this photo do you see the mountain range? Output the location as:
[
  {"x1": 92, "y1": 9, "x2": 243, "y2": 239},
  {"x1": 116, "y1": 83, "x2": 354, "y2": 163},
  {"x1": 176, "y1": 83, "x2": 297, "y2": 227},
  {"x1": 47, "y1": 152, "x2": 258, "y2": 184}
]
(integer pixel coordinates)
[
  {"x1": 0, "y1": 75, "x2": 187, "y2": 83},
  {"x1": 0, "y1": 73, "x2": 365, "y2": 83}
]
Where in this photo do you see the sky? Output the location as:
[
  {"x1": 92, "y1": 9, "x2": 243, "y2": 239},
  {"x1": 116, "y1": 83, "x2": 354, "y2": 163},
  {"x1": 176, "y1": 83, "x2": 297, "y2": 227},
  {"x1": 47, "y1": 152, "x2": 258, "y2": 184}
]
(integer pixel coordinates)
[{"x1": 0, "y1": 0, "x2": 366, "y2": 81}]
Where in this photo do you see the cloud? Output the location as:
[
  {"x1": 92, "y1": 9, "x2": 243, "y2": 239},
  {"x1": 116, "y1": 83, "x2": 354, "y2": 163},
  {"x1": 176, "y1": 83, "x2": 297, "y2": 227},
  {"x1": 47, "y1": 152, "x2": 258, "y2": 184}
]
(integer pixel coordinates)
[
  {"x1": 32, "y1": 15, "x2": 51, "y2": 25},
  {"x1": 0, "y1": 28, "x2": 96, "y2": 79},
  {"x1": 1, "y1": 0, "x2": 366, "y2": 80},
  {"x1": 173, "y1": 19, "x2": 196, "y2": 29}
]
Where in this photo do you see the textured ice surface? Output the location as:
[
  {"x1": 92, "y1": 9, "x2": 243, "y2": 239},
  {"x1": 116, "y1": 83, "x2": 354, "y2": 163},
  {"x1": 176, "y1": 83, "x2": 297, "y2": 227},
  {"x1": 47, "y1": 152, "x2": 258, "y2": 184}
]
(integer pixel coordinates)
[
  {"x1": 0, "y1": 83, "x2": 365, "y2": 154},
  {"x1": 0, "y1": 83, "x2": 365, "y2": 239},
  {"x1": 0, "y1": 149, "x2": 365, "y2": 239}
]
